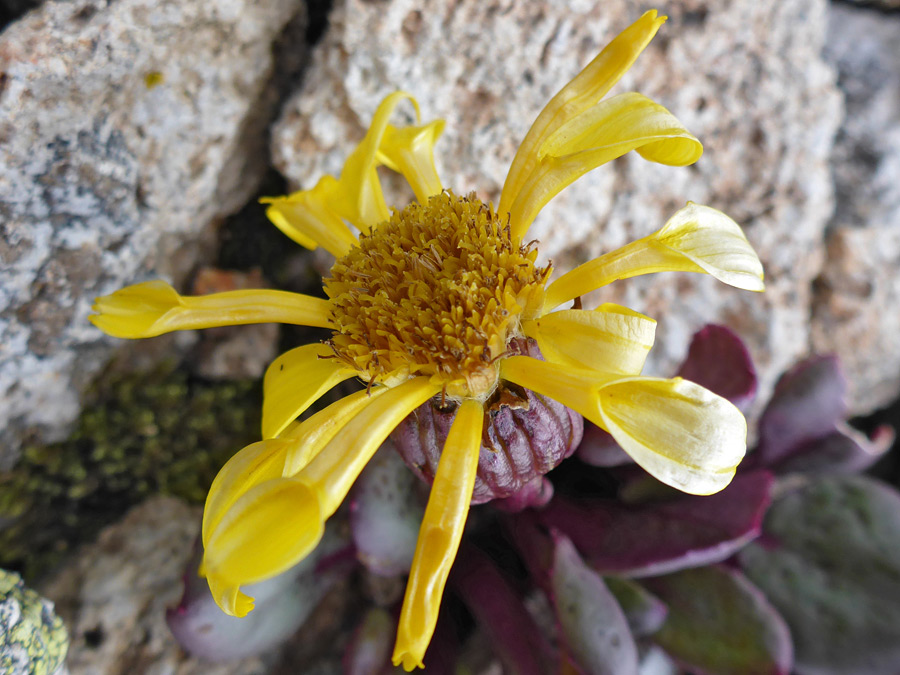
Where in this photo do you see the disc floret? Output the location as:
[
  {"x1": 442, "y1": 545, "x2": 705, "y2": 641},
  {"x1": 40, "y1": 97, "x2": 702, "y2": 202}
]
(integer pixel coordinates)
[{"x1": 324, "y1": 191, "x2": 550, "y2": 400}]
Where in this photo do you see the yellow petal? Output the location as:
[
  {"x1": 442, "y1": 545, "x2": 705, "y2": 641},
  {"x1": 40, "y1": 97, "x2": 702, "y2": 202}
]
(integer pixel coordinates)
[
  {"x1": 543, "y1": 202, "x2": 765, "y2": 311},
  {"x1": 499, "y1": 356, "x2": 746, "y2": 495},
  {"x1": 89, "y1": 280, "x2": 333, "y2": 338},
  {"x1": 334, "y1": 91, "x2": 420, "y2": 232},
  {"x1": 595, "y1": 377, "x2": 747, "y2": 495},
  {"x1": 523, "y1": 303, "x2": 656, "y2": 376},
  {"x1": 300, "y1": 377, "x2": 441, "y2": 519},
  {"x1": 393, "y1": 399, "x2": 484, "y2": 671},
  {"x1": 377, "y1": 120, "x2": 446, "y2": 203},
  {"x1": 499, "y1": 10, "x2": 666, "y2": 219},
  {"x1": 261, "y1": 344, "x2": 358, "y2": 439},
  {"x1": 508, "y1": 92, "x2": 702, "y2": 238},
  {"x1": 203, "y1": 476, "x2": 323, "y2": 616},
  {"x1": 261, "y1": 175, "x2": 358, "y2": 257},
  {"x1": 281, "y1": 387, "x2": 390, "y2": 476},
  {"x1": 202, "y1": 438, "x2": 292, "y2": 546}
]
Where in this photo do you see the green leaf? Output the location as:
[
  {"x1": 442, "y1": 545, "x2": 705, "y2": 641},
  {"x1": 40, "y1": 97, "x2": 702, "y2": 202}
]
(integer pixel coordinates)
[
  {"x1": 739, "y1": 475, "x2": 900, "y2": 675},
  {"x1": 645, "y1": 566, "x2": 792, "y2": 675}
]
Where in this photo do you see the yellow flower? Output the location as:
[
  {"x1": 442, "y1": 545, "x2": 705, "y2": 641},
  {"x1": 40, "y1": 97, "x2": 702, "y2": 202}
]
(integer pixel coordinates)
[{"x1": 90, "y1": 10, "x2": 763, "y2": 671}]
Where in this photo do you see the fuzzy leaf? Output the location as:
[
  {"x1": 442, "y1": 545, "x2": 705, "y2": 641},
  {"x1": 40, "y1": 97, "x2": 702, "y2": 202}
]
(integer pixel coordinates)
[
  {"x1": 645, "y1": 566, "x2": 792, "y2": 675},
  {"x1": 541, "y1": 471, "x2": 772, "y2": 577},
  {"x1": 755, "y1": 356, "x2": 845, "y2": 466},
  {"x1": 349, "y1": 440, "x2": 423, "y2": 577},
  {"x1": 605, "y1": 577, "x2": 668, "y2": 637},
  {"x1": 676, "y1": 324, "x2": 758, "y2": 411},
  {"x1": 551, "y1": 534, "x2": 639, "y2": 675},
  {"x1": 344, "y1": 608, "x2": 395, "y2": 675},
  {"x1": 739, "y1": 475, "x2": 900, "y2": 675}
]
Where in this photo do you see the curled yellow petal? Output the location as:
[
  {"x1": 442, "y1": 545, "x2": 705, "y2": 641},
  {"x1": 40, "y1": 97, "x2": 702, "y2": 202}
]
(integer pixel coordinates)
[
  {"x1": 393, "y1": 399, "x2": 484, "y2": 671},
  {"x1": 499, "y1": 9, "x2": 666, "y2": 219},
  {"x1": 281, "y1": 387, "x2": 390, "y2": 476},
  {"x1": 377, "y1": 120, "x2": 446, "y2": 203},
  {"x1": 261, "y1": 344, "x2": 358, "y2": 439},
  {"x1": 262, "y1": 175, "x2": 359, "y2": 257},
  {"x1": 508, "y1": 92, "x2": 702, "y2": 238},
  {"x1": 596, "y1": 376, "x2": 746, "y2": 495},
  {"x1": 335, "y1": 91, "x2": 420, "y2": 232},
  {"x1": 544, "y1": 202, "x2": 765, "y2": 311},
  {"x1": 89, "y1": 281, "x2": 333, "y2": 338},
  {"x1": 300, "y1": 377, "x2": 441, "y2": 519},
  {"x1": 203, "y1": 476, "x2": 324, "y2": 616},
  {"x1": 202, "y1": 438, "x2": 292, "y2": 547},
  {"x1": 523, "y1": 303, "x2": 656, "y2": 376},
  {"x1": 499, "y1": 356, "x2": 746, "y2": 495}
]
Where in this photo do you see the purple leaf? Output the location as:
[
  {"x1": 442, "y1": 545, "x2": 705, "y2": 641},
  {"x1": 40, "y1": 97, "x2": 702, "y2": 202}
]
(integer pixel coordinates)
[
  {"x1": 349, "y1": 439, "x2": 424, "y2": 577},
  {"x1": 541, "y1": 471, "x2": 773, "y2": 577},
  {"x1": 755, "y1": 355, "x2": 846, "y2": 467},
  {"x1": 644, "y1": 565, "x2": 793, "y2": 675},
  {"x1": 604, "y1": 577, "x2": 668, "y2": 637},
  {"x1": 676, "y1": 324, "x2": 758, "y2": 411},
  {"x1": 575, "y1": 422, "x2": 632, "y2": 468},
  {"x1": 550, "y1": 534, "x2": 639, "y2": 675},
  {"x1": 739, "y1": 475, "x2": 900, "y2": 675},
  {"x1": 167, "y1": 525, "x2": 348, "y2": 662},
  {"x1": 767, "y1": 423, "x2": 894, "y2": 476},
  {"x1": 343, "y1": 608, "x2": 394, "y2": 675},
  {"x1": 453, "y1": 544, "x2": 555, "y2": 675}
]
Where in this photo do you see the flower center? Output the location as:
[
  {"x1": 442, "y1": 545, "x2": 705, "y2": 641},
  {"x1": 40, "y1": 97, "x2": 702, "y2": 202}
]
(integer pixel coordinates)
[{"x1": 324, "y1": 192, "x2": 550, "y2": 399}]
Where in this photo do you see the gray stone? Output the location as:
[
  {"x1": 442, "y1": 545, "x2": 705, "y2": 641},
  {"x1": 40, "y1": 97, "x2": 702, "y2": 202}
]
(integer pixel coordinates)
[
  {"x1": 0, "y1": 0, "x2": 306, "y2": 468},
  {"x1": 812, "y1": 4, "x2": 900, "y2": 413},
  {"x1": 40, "y1": 497, "x2": 267, "y2": 675},
  {"x1": 270, "y1": 0, "x2": 843, "y2": 413}
]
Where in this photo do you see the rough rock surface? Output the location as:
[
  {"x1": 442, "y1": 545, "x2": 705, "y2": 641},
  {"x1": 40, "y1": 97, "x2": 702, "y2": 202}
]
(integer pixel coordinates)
[
  {"x1": 812, "y1": 4, "x2": 900, "y2": 413},
  {"x1": 0, "y1": 0, "x2": 306, "y2": 468},
  {"x1": 270, "y1": 0, "x2": 843, "y2": 412},
  {"x1": 40, "y1": 497, "x2": 267, "y2": 675}
]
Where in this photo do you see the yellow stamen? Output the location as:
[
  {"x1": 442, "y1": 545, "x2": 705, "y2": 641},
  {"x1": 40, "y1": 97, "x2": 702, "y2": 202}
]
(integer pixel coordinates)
[
  {"x1": 393, "y1": 398, "x2": 484, "y2": 671},
  {"x1": 324, "y1": 191, "x2": 550, "y2": 400},
  {"x1": 89, "y1": 280, "x2": 332, "y2": 338}
]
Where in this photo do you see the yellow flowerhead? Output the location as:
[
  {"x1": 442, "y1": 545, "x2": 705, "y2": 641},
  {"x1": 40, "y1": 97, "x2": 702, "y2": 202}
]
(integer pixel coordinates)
[{"x1": 90, "y1": 10, "x2": 763, "y2": 671}]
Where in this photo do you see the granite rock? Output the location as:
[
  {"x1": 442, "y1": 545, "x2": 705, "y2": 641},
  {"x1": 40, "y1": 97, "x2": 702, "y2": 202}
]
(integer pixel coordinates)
[
  {"x1": 812, "y1": 4, "x2": 900, "y2": 413},
  {"x1": 40, "y1": 497, "x2": 266, "y2": 675},
  {"x1": 0, "y1": 0, "x2": 306, "y2": 468},
  {"x1": 270, "y1": 0, "x2": 843, "y2": 412}
]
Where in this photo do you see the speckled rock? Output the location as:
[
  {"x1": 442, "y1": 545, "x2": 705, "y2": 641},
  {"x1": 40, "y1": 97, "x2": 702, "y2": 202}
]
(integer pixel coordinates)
[
  {"x1": 0, "y1": 0, "x2": 306, "y2": 468},
  {"x1": 812, "y1": 4, "x2": 900, "y2": 414},
  {"x1": 39, "y1": 497, "x2": 266, "y2": 675},
  {"x1": 0, "y1": 570, "x2": 67, "y2": 675},
  {"x1": 270, "y1": 0, "x2": 842, "y2": 411}
]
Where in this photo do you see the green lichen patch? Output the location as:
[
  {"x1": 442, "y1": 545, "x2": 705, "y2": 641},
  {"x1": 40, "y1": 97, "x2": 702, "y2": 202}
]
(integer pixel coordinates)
[
  {"x1": 0, "y1": 569, "x2": 67, "y2": 675},
  {"x1": 0, "y1": 363, "x2": 261, "y2": 581}
]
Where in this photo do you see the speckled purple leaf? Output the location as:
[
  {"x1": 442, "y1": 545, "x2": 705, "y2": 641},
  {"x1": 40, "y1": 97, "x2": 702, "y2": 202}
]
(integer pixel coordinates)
[
  {"x1": 676, "y1": 324, "x2": 758, "y2": 411},
  {"x1": 644, "y1": 565, "x2": 792, "y2": 675},
  {"x1": 453, "y1": 544, "x2": 555, "y2": 675},
  {"x1": 767, "y1": 423, "x2": 894, "y2": 475},
  {"x1": 551, "y1": 534, "x2": 639, "y2": 675},
  {"x1": 343, "y1": 607, "x2": 394, "y2": 675},
  {"x1": 739, "y1": 475, "x2": 900, "y2": 675},
  {"x1": 755, "y1": 355, "x2": 846, "y2": 467},
  {"x1": 350, "y1": 439, "x2": 424, "y2": 577},
  {"x1": 604, "y1": 577, "x2": 668, "y2": 637},
  {"x1": 541, "y1": 471, "x2": 773, "y2": 577},
  {"x1": 166, "y1": 525, "x2": 348, "y2": 662},
  {"x1": 575, "y1": 422, "x2": 632, "y2": 468}
]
